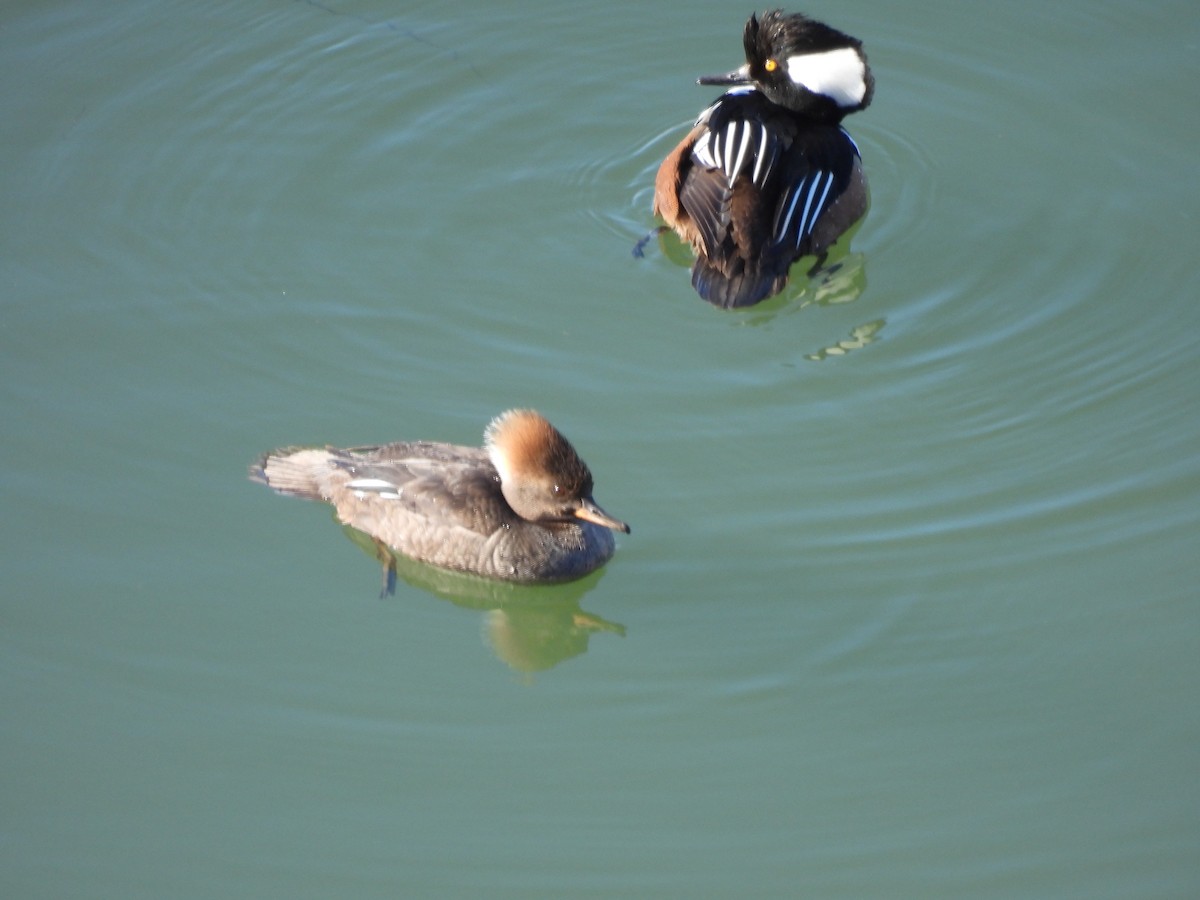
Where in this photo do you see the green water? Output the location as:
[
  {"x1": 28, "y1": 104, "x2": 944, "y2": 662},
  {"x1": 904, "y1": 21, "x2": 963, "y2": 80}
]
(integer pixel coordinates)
[{"x1": 3, "y1": 0, "x2": 1198, "y2": 896}]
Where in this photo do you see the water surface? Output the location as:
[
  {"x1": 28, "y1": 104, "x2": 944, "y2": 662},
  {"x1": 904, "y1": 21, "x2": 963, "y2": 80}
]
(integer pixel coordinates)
[{"x1": 3, "y1": 0, "x2": 1198, "y2": 896}]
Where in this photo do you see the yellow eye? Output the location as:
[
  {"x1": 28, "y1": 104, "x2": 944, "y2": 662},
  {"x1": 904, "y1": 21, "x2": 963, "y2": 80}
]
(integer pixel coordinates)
[{"x1": 764, "y1": 58, "x2": 778, "y2": 72}]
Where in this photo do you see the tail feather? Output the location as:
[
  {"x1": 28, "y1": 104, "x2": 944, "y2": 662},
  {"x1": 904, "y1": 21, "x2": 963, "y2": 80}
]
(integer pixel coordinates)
[
  {"x1": 691, "y1": 259, "x2": 787, "y2": 309},
  {"x1": 249, "y1": 447, "x2": 337, "y2": 501}
]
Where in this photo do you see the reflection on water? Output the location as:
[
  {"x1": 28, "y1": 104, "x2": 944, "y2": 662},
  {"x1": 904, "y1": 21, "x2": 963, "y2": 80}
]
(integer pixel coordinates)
[
  {"x1": 340, "y1": 525, "x2": 625, "y2": 675},
  {"x1": 648, "y1": 222, "x2": 882, "y2": 359},
  {"x1": 485, "y1": 606, "x2": 625, "y2": 675},
  {"x1": 805, "y1": 318, "x2": 885, "y2": 361},
  {"x1": 650, "y1": 221, "x2": 869, "y2": 313}
]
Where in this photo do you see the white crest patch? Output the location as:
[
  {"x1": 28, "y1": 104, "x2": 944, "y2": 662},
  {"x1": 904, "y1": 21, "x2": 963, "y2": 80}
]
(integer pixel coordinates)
[{"x1": 785, "y1": 47, "x2": 867, "y2": 107}]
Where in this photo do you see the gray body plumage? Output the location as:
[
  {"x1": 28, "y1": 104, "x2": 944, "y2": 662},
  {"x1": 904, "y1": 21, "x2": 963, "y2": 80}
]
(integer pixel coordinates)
[{"x1": 251, "y1": 419, "x2": 622, "y2": 584}]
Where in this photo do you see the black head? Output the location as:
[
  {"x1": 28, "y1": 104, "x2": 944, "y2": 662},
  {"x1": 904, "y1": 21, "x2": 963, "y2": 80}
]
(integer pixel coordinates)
[{"x1": 700, "y1": 10, "x2": 873, "y2": 121}]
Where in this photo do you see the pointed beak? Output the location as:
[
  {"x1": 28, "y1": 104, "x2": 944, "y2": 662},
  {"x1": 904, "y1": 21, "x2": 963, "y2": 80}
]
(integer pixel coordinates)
[
  {"x1": 574, "y1": 498, "x2": 631, "y2": 534},
  {"x1": 698, "y1": 63, "x2": 753, "y2": 87}
]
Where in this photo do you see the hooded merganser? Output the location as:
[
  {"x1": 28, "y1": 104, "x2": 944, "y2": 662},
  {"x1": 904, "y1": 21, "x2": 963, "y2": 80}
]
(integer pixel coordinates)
[
  {"x1": 654, "y1": 10, "x2": 874, "y2": 308},
  {"x1": 250, "y1": 409, "x2": 630, "y2": 585}
]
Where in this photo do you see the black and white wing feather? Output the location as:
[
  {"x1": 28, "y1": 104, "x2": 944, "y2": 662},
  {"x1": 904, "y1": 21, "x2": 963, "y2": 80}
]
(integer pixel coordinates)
[{"x1": 676, "y1": 90, "x2": 863, "y2": 307}]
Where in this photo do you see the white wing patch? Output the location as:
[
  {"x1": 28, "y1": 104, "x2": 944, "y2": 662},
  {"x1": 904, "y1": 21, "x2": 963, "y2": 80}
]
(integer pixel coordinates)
[
  {"x1": 693, "y1": 116, "x2": 775, "y2": 189},
  {"x1": 346, "y1": 478, "x2": 396, "y2": 490},
  {"x1": 347, "y1": 477, "x2": 403, "y2": 501},
  {"x1": 785, "y1": 47, "x2": 867, "y2": 108}
]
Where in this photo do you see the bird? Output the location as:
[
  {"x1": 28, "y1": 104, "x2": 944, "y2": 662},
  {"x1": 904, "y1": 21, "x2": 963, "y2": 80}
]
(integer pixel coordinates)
[
  {"x1": 653, "y1": 10, "x2": 874, "y2": 308},
  {"x1": 250, "y1": 409, "x2": 629, "y2": 586}
]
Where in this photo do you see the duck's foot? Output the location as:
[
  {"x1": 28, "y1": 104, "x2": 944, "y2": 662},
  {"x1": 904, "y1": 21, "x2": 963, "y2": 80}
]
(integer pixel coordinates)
[
  {"x1": 632, "y1": 226, "x2": 667, "y2": 259},
  {"x1": 372, "y1": 539, "x2": 397, "y2": 598}
]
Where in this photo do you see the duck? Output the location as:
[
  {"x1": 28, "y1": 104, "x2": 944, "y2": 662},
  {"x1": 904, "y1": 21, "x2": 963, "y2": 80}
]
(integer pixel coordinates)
[
  {"x1": 654, "y1": 10, "x2": 874, "y2": 307},
  {"x1": 250, "y1": 409, "x2": 629, "y2": 585}
]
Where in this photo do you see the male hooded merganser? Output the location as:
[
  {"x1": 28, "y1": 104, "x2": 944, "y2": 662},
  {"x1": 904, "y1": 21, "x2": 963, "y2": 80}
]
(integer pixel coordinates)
[
  {"x1": 654, "y1": 10, "x2": 874, "y2": 308},
  {"x1": 250, "y1": 409, "x2": 630, "y2": 585}
]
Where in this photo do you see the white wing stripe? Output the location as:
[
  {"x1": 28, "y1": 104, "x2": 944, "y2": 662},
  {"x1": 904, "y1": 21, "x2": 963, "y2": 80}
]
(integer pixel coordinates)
[
  {"x1": 729, "y1": 121, "x2": 751, "y2": 182},
  {"x1": 695, "y1": 129, "x2": 722, "y2": 171},
  {"x1": 797, "y1": 172, "x2": 835, "y2": 248},
  {"x1": 774, "y1": 179, "x2": 807, "y2": 245},
  {"x1": 796, "y1": 172, "x2": 827, "y2": 248},
  {"x1": 751, "y1": 123, "x2": 770, "y2": 186},
  {"x1": 813, "y1": 173, "x2": 834, "y2": 229},
  {"x1": 697, "y1": 117, "x2": 780, "y2": 186},
  {"x1": 723, "y1": 123, "x2": 737, "y2": 179},
  {"x1": 795, "y1": 179, "x2": 820, "y2": 246}
]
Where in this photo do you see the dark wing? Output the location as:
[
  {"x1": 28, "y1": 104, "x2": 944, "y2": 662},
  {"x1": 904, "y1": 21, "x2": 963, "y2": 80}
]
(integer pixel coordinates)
[
  {"x1": 679, "y1": 94, "x2": 786, "y2": 260},
  {"x1": 331, "y1": 443, "x2": 513, "y2": 536},
  {"x1": 765, "y1": 126, "x2": 861, "y2": 261}
]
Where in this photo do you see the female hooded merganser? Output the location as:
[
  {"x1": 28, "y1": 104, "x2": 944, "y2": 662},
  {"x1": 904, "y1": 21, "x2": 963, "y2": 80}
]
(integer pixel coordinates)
[
  {"x1": 250, "y1": 409, "x2": 630, "y2": 585},
  {"x1": 654, "y1": 10, "x2": 874, "y2": 308}
]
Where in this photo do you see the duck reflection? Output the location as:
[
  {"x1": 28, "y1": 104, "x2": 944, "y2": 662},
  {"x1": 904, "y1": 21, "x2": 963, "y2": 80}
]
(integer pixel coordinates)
[
  {"x1": 650, "y1": 223, "x2": 871, "y2": 323},
  {"x1": 341, "y1": 525, "x2": 625, "y2": 674},
  {"x1": 805, "y1": 317, "x2": 884, "y2": 360},
  {"x1": 736, "y1": 246, "x2": 870, "y2": 323}
]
